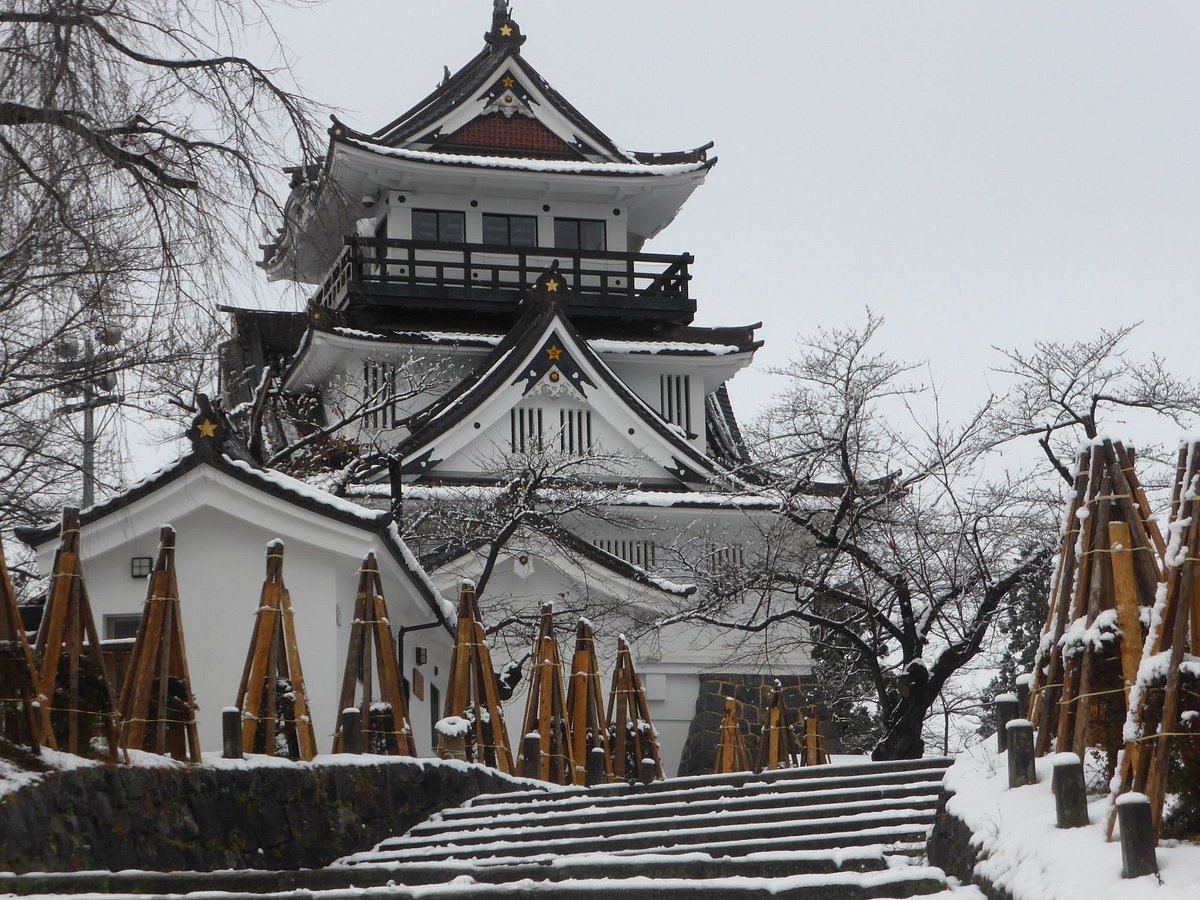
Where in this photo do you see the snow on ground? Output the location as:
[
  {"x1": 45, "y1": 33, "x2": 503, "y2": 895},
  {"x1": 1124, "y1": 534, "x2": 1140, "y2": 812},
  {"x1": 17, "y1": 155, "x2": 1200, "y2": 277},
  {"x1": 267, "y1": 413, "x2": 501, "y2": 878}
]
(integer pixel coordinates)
[{"x1": 945, "y1": 742, "x2": 1200, "y2": 898}]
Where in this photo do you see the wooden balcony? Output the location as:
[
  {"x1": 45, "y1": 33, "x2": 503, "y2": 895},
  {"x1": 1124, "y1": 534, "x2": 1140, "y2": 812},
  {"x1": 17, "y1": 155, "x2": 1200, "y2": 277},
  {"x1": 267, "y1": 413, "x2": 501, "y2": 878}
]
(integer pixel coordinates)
[{"x1": 311, "y1": 236, "x2": 696, "y2": 323}]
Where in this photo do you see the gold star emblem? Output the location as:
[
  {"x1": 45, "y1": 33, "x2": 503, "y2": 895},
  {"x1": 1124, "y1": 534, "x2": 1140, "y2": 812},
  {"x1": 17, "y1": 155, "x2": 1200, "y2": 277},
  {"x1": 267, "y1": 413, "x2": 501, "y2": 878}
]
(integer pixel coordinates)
[
  {"x1": 197, "y1": 420, "x2": 217, "y2": 438},
  {"x1": 545, "y1": 278, "x2": 560, "y2": 293},
  {"x1": 546, "y1": 345, "x2": 562, "y2": 361},
  {"x1": 333, "y1": 126, "x2": 343, "y2": 137},
  {"x1": 502, "y1": 75, "x2": 515, "y2": 89},
  {"x1": 500, "y1": 23, "x2": 513, "y2": 37}
]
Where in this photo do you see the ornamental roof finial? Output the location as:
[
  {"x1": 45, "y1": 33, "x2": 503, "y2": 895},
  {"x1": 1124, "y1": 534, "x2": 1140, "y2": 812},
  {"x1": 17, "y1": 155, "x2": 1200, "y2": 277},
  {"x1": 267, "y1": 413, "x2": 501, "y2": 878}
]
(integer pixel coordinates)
[{"x1": 486, "y1": 0, "x2": 525, "y2": 49}]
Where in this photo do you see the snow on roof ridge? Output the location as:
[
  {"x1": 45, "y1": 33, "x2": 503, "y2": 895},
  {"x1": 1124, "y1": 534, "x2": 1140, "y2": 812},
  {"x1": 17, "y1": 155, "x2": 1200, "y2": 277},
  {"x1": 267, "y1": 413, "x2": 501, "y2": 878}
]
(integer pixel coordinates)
[
  {"x1": 342, "y1": 137, "x2": 709, "y2": 176},
  {"x1": 220, "y1": 456, "x2": 384, "y2": 524}
]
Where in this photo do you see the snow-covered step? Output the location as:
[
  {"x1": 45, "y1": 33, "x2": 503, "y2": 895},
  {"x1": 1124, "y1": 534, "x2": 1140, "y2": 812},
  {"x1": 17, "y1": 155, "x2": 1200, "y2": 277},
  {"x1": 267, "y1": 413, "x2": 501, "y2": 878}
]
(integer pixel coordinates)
[
  {"x1": 415, "y1": 779, "x2": 944, "y2": 836},
  {"x1": 438, "y1": 767, "x2": 949, "y2": 824}
]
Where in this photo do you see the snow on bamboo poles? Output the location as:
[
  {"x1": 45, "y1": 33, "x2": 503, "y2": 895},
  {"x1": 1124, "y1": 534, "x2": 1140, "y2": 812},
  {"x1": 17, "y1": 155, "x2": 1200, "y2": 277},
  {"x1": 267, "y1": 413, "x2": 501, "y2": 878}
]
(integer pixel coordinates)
[
  {"x1": 755, "y1": 684, "x2": 799, "y2": 772},
  {"x1": 332, "y1": 552, "x2": 415, "y2": 756},
  {"x1": 1111, "y1": 440, "x2": 1200, "y2": 840},
  {"x1": 0, "y1": 541, "x2": 41, "y2": 752},
  {"x1": 33, "y1": 507, "x2": 119, "y2": 760},
  {"x1": 713, "y1": 697, "x2": 750, "y2": 775},
  {"x1": 518, "y1": 603, "x2": 577, "y2": 785},
  {"x1": 607, "y1": 635, "x2": 663, "y2": 782},
  {"x1": 116, "y1": 527, "x2": 200, "y2": 761},
  {"x1": 566, "y1": 617, "x2": 611, "y2": 785},
  {"x1": 235, "y1": 542, "x2": 316, "y2": 760},
  {"x1": 802, "y1": 704, "x2": 833, "y2": 767},
  {"x1": 439, "y1": 581, "x2": 514, "y2": 772},
  {"x1": 1029, "y1": 440, "x2": 1163, "y2": 763}
]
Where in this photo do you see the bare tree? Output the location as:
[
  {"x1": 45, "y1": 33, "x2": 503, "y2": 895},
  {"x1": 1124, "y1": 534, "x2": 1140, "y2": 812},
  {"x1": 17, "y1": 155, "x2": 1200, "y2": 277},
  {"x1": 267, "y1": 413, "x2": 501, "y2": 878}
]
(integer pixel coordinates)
[
  {"x1": 990, "y1": 325, "x2": 1200, "y2": 485},
  {"x1": 0, "y1": 1, "x2": 320, "y2": 539},
  {"x1": 660, "y1": 314, "x2": 1054, "y2": 759}
]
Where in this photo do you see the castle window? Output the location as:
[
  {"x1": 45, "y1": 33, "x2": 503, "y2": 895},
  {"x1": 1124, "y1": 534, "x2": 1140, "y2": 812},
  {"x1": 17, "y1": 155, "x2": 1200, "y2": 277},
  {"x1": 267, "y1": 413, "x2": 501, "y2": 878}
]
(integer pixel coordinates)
[
  {"x1": 659, "y1": 374, "x2": 691, "y2": 432},
  {"x1": 593, "y1": 538, "x2": 657, "y2": 569},
  {"x1": 104, "y1": 614, "x2": 141, "y2": 641},
  {"x1": 482, "y1": 213, "x2": 537, "y2": 247},
  {"x1": 412, "y1": 208, "x2": 465, "y2": 243},
  {"x1": 553, "y1": 217, "x2": 606, "y2": 252},
  {"x1": 559, "y1": 408, "x2": 593, "y2": 455},
  {"x1": 363, "y1": 361, "x2": 400, "y2": 429},
  {"x1": 510, "y1": 406, "x2": 544, "y2": 452}
]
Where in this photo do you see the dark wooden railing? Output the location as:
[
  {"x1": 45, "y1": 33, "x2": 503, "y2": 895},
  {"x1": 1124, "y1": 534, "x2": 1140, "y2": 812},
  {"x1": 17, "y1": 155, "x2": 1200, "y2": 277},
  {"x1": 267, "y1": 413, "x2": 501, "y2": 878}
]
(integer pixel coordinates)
[{"x1": 311, "y1": 237, "x2": 695, "y2": 321}]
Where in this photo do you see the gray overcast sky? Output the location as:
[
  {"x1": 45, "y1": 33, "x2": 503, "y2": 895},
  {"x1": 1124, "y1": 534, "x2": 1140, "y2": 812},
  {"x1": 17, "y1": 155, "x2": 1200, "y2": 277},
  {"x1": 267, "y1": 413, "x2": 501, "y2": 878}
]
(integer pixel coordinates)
[{"x1": 249, "y1": 1, "x2": 1199, "y2": 434}]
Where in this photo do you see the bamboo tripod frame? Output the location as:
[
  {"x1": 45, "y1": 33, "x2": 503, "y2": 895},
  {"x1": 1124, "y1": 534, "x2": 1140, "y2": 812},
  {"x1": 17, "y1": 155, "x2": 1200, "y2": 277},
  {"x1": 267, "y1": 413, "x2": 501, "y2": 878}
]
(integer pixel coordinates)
[
  {"x1": 606, "y1": 635, "x2": 664, "y2": 782},
  {"x1": 332, "y1": 553, "x2": 416, "y2": 756},
  {"x1": 0, "y1": 541, "x2": 40, "y2": 752},
  {"x1": 1029, "y1": 440, "x2": 1163, "y2": 759},
  {"x1": 801, "y1": 704, "x2": 833, "y2": 766},
  {"x1": 565, "y1": 618, "x2": 611, "y2": 784},
  {"x1": 235, "y1": 542, "x2": 316, "y2": 760},
  {"x1": 33, "y1": 507, "x2": 118, "y2": 760},
  {"x1": 518, "y1": 604, "x2": 577, "y2": 785},
  {"x1": 1109, "y1": 440, "x2": 1200, "y2": 840},
  {"x1": 755, "y1": 685, "x2": 801, "y2": 772},
  {"x1": 440, "y1": 582, "x2": 513, "y2": 772},
  {"x1": 116, "y1": 527, "x2": 200, "y2": 761},
  {"x1": 713, "y1": 697, "x2": 750, "y2": 774}
]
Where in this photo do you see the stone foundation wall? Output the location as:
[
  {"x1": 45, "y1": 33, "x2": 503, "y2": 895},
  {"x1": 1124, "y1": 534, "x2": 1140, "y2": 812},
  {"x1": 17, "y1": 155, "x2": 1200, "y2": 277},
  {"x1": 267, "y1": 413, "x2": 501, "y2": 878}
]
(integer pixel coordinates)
[
  {"x1": 676, "y1": 674, "x2": 838, "y2": 776},
  {"x1": 0, "y1": 758, "x2": 536, "y2": 874}
]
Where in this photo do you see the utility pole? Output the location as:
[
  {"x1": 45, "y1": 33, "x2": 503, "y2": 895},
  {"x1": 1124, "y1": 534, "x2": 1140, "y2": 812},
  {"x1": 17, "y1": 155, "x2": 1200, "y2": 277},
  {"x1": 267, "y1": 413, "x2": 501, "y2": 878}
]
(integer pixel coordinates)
[{"x1": 57, "y1": 334, "x2": 122, "y2": 508}]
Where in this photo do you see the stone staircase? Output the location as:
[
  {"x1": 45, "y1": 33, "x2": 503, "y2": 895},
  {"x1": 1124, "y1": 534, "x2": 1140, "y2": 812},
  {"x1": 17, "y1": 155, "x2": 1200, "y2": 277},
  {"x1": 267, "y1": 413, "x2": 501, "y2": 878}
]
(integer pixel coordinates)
[
  {"x1": 329, "y1": 756, "x2": 957, "y2": 897},
  {"x1": 1, "y1": 757, "x2": 960, "y2": 898}
]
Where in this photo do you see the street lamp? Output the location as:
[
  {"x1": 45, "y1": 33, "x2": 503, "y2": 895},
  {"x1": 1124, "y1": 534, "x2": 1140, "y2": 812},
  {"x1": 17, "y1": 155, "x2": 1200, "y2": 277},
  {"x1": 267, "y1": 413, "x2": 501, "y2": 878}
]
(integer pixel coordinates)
[{"x1": 56, "y1": 327, "x2": 123, "y2": 508}]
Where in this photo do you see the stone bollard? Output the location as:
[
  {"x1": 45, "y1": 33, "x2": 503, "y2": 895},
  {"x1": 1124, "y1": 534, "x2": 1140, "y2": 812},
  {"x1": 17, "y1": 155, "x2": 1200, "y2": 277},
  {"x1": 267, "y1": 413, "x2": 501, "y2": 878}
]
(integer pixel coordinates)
[
  {"x1": 342, "y1": 708, "x2": 362, "y2": 754},
  {"x1": 1015, "y1": 674, "x2": 1033, "y2": 719},
  {"x1": 639, "y1": 757, "x2": 657, "y2": 785},
  {"x1": 586, "y1": 746, "x2": 607, "y2": 786},
  {"x1": 995, "y1": 693, "x2": 1019, "y2": 752},
  {"x1": 1051, "y1": 753, "x2": 1088, "y2": 828},
  {"x1": 222, "y1": 707, "x2": 243, "y2": 760},
  {"x1": 1006, "y1": 719, "x2": 1036, "y2": 788},
  {"x1": 1116, "y1": 793, "x2": 1158, "y2": 879},
  {"x1": 522, "y1": 733, "x2": 541, "y2": 780},
  {"x1": 442, "y1": 732, "x2": 466, "y2": 761}
]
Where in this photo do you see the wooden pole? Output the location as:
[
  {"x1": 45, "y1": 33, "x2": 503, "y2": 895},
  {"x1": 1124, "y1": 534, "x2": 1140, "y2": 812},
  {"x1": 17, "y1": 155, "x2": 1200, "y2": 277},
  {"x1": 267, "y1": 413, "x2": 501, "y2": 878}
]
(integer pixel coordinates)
[
  {"x1": 755, "y1": 683, "x2": 802, "y2": 773},
  {"x1": 234, "y1": 542, "x2": 317, "y2": 759},
  {"x1": 116, "y1": 527, "x2": 201, "y2": 761},
  {"x1": 0, "y1": 542, "x2": 41, "y2": 752},
  {"x1": 332, "y1": 553, "x2": 416, "y2": 756},
  {"x1": 566, "y1": 618, "x2": 611, "y2": 785},
  {"x1": 517, "y1": 604, "x2": 576, "y2": 785},
  {"x1": 713, "y1": 696, "x2": 750, "y2": 775},
  {"x1": 605, "y1": 635, "x2": 664, "y2": 782}
]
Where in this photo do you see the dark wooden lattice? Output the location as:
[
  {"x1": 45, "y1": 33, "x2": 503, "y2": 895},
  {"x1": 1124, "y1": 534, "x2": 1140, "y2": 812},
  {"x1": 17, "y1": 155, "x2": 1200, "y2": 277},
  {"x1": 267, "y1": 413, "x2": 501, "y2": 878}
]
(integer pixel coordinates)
[
  {"x1": 235, "y1": 542, "x2": 317, "y2": 760},
  {"x1": 566, "y1": 617, "x2": 610, "y2": 784},
  {"x1": 332, "y1": 553, "x2": 416, "y2": 756},
  {"x1": 518, "y1": 603, "x2": 576, "y2": 785},
  {"x1": 714, "y1": 696, "x2": 751, "y2": 775},
  {"x1": 755, "y1": 683, "x2": 802, "y2": 772},
  {"x1": 1111, "y1": 440, "x2": 1200, "y2": 840},
  {"x1": 606, "y1": 635, "x2": 663, "y2": 782},
  {"x1": 440, "y1": 581, "x2": 513, "y2": 772},
  {"x1": 0, "y1": 541, "x2": 40, "y2": 752},
  {"x1": 116, "y1": 527, "x2": 200, "y2": 760},
  {"x1": 33, "y1": 507, "x2": 118, "y2": 760}
]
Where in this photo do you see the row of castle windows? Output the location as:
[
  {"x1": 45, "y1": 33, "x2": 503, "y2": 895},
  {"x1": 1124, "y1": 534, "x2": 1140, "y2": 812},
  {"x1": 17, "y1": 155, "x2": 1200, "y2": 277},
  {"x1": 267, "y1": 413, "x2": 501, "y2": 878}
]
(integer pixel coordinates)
[{"x1": 410, "y1": 209, "x2": 606, "y2": 251}]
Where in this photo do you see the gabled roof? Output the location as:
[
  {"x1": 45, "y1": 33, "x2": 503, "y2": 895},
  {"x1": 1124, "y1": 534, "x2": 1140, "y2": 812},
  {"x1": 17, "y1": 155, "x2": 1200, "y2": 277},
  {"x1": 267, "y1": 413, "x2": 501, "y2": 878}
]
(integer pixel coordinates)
[
  {"x1": 393, "y1": 268, "x2": 754, "y2": 491},
  {"x1": 15, "y1": 405, "x2": 452, "y2": 629}
]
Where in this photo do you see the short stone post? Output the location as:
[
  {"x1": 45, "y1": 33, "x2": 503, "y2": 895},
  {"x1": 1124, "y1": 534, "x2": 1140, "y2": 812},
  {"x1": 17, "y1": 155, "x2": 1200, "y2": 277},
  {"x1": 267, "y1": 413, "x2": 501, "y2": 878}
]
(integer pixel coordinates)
[
  {"x1": 639, "y1": 757, "x2": 657, "y2": 786},
  {"x1": 222, "y1": 707, "x2": 242, "y2": 760},
  {"x1": 1051, "y1": 753, "x2": 1088, "y2": 828},
  {"x1": 586, "y1": 746, "x2": 607, "y2": 787},
  {"x1": 1015, "y1": 674, "x2": 1033, "y2": 719},
  {"x1": 1116, "y1": 793, "x2": 1158, "y2": 879},
  {"x1": 1006, "y1": 719, "x2": 1036, "y2": 788},
  {"x1": 995, "y1": 693, "x2": 1019, "y2": 752},
  {"x1": 522, "y1": 732, "x2": 541, "y2": 780},
  {"x1": 435, "y1": 716, "x2": 468, "y2": 762},
  {"x1": 342, "y1": 708, "x2": 362, "y2": 754}
]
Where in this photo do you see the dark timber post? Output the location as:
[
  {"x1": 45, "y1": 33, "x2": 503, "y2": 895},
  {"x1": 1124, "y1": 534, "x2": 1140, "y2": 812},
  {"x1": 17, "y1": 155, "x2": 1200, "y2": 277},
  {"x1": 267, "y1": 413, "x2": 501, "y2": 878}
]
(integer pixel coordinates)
[
  {"x1": 1006, "y1": 720, "x2": 1036, "y2": 788},
  {"x1": 995, "y1": 694, "x2": 1019, "y2": 752},
  {"x1": 1052, "y1": 753, "x2": 1088, "y2": 828},
  {"x1": 222, "y1": 707, "x2": 242, "y2": 760},
  {"x1": 1015, "y1": 674, "x2": 1032, "y2": 719},
  {"x1": 639, "y1": 757, "x2": 657, "y2": 785},
  {"x1": 522, "y1": 733, "x2": 541, "y2": 781},
  {"x1": 342, "y1": 708, "x2": 362, "y2": 754},
  {"x1": 586, "y1": 746, "x2": 607, "y2": 787},
  {"x1": 1116, "y1": 794, "x2": 1158, "y2": 878}
]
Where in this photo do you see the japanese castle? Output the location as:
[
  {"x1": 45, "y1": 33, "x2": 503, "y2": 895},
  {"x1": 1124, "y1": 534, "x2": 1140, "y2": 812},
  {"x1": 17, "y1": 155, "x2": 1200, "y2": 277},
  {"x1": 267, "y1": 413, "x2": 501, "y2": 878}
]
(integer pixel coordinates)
[{"x1": 218, "y1": 3, "x2": 812, "y2": 773}]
